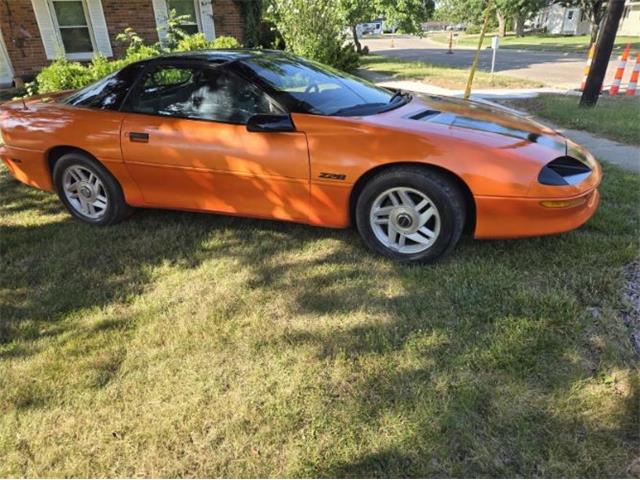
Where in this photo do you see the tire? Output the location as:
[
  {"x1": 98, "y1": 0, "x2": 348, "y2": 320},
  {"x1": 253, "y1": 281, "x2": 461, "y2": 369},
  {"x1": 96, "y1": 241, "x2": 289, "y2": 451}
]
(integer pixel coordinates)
[
  {"x1": 52, "y1": 151, "x2": 133, "y2": 226},
  {"x1": 355, "y1": 166, "x2": 466, "y2": 264}
]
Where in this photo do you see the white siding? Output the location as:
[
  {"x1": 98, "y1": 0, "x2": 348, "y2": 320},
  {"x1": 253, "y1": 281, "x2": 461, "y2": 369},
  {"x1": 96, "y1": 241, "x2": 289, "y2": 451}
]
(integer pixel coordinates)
[{"x1": 85, "y1": 0, "x2": 112, "y2": 57}]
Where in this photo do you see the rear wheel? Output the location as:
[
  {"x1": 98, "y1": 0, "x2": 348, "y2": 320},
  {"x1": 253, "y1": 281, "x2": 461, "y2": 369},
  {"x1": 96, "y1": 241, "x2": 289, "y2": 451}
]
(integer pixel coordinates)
[
  {"x1": 52, "y1": 152, "x2": 132, "y2": 226},
  {"x1": 355, "y1": 167, "x2": 466, "y2": 264}
]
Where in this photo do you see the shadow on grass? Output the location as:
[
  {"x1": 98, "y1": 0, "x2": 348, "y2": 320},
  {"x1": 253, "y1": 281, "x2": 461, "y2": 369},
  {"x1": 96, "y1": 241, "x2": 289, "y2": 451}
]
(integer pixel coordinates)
[{"x1": 1, "y1": 163, "x2": 639, "y2": 476}]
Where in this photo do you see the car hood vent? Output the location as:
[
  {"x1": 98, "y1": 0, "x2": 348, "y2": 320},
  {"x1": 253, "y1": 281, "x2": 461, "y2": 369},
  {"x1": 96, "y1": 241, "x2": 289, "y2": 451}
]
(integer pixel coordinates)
[
  {"x1": 410, "y1": 109, "x2": 441, "y2": 120},
  {"x1": 539, "y1": 156, "x2": 592, "y2": 186}
]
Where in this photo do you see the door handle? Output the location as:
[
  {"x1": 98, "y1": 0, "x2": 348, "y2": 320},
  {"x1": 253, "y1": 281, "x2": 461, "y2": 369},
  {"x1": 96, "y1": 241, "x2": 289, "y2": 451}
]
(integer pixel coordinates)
[{"x1": 129, "y1": 132, "x2": 149, "y2": 143}]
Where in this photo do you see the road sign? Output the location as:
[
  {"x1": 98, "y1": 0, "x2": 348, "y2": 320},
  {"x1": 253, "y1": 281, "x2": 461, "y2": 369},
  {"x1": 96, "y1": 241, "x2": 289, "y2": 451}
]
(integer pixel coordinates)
[{"x1": 491, "y1": 35, "x2": 500, "y2": 77}]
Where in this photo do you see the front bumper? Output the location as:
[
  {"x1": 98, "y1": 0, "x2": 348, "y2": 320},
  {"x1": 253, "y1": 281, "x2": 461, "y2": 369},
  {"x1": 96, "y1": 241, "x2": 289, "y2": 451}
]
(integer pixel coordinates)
[
  {"x1": 474, "y1": 188, "x2": 600, "y2": 239},
  {"x1": 1, "y1": 145, "x2": 54, "y2": 191}
]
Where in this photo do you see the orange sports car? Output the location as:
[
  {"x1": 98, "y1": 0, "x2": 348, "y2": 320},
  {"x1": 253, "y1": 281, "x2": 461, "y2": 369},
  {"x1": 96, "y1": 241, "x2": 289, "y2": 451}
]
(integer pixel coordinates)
[{"x1": 0, "y1": 50, "x2": 601, "y2": 263}]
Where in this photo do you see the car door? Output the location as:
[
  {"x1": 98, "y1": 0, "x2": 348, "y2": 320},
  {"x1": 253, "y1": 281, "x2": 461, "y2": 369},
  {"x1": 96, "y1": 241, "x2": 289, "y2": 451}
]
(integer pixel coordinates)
[{"x1": 120, "y1": 62, "x2": 311, "y2": 223}]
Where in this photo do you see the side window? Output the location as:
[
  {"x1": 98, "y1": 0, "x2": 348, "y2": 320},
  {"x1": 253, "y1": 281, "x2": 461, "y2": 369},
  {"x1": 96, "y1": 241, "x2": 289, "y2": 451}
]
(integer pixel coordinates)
[
  {"x1": 127, "y1": 65, "x2": 283, "y2": 124},
  {"x1": 64, "y1": 64, "x2": 143, "y2": 110},
  {"x1": 145, "y1": 67, "x2": 193, "y2": 90}
]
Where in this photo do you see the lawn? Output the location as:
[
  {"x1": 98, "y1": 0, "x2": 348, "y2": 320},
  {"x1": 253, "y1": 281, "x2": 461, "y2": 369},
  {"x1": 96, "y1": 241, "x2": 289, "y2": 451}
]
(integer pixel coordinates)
[
  {"x1": 1, "y1": 160, "x2": 639, "y2": 477},
  {"x1": 359, "y1": 54, "x2": 544, "y2": 90},
  {"x1": 506, "y1": 94, "x2": 640, "y2": 145},
  {"x1": 429, "y1": 32, "x2": 640, "y2": 54}
]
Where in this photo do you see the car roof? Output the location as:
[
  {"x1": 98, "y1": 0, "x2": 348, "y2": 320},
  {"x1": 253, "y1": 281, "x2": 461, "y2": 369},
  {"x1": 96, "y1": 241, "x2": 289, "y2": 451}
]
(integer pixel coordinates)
[{"x1": 136, "y1": 49, "x2": 287, "y2": 66}]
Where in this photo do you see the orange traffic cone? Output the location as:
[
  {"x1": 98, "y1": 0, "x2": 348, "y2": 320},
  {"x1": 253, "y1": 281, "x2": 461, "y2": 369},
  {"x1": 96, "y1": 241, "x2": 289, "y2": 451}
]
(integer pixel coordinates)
[
  {"x1": 580, "y1": 44, "x2": 596, "y2": 91},
  {"x1": 627, "y1": 52, "x2": 639, "y2": 96},
  {"x1": 610, "y1": 43, "x2": 631, "y2": 96}
]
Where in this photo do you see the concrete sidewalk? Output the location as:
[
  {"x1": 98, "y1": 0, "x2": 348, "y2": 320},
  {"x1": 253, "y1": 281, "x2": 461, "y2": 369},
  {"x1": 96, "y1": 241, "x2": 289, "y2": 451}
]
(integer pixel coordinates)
[{"x1": 375, "y1": 79, "x2": 639, "y2": 174}]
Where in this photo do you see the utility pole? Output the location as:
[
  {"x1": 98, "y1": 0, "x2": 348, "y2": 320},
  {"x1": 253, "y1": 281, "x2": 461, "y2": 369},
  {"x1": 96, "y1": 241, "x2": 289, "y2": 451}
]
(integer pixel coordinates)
[{"x1": 580, "y1": 0, "x2": 626, "y2": 107}]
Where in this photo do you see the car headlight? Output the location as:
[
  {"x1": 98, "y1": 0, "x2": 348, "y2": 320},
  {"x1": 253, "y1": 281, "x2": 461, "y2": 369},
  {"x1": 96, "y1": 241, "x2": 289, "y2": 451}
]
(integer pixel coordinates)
[{"x1": 538, "y1": 156, "x2": 592, "y2": 186}]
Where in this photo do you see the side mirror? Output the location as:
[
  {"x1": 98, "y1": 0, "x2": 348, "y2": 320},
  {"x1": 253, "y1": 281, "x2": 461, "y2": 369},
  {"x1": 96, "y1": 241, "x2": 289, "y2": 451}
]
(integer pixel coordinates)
[{"x1": 246, "y1": 114, "x2": 296, "y2": 133}]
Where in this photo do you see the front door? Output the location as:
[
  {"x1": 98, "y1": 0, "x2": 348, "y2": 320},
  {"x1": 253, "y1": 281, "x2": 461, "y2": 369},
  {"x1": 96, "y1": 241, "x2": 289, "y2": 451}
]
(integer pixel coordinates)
[{"x1": 120, "y1": 62, "x2": 311, "y2": 222}]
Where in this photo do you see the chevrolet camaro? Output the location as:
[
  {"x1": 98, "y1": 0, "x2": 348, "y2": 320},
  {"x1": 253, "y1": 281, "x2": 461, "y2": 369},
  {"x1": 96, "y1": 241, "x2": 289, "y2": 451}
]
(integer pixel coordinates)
[{"x1": 0, "y1": 50, "x2": 601, "y2": 263}]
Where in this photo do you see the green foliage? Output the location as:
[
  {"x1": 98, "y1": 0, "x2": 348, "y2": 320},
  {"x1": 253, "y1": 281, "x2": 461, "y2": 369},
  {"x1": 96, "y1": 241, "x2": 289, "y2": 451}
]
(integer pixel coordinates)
[
  {"x1": 164, "y1": 8, "x2": 194, "y2": 50},
  {"x1": 267, "y1": 0, "x2": 360, "y2": 71},
  {"x1": 34, "y1": 59, "x2": 95, "y2": 94},
  {"x1": 31, "y1": 25, "x2": 242, "y2": 95},
  {"x1": 176, "y1": 33, "x2": 241, "y2": 51}
]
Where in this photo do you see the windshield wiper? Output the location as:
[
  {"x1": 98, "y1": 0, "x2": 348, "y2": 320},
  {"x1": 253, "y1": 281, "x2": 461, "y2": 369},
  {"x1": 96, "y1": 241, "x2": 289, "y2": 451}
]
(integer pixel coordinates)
[
  {"x1": 388, "y1": 90, "x2": 410, "y2": 103},
  {"x1": 329, "y1": 102, "x2": 386, "y2": 116}
]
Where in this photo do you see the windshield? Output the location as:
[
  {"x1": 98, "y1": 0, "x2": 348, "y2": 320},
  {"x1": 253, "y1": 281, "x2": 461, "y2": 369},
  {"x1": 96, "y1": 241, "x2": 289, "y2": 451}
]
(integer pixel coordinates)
[{"x1": 239, "y1": 54, "x2": 408, "y2": 116}]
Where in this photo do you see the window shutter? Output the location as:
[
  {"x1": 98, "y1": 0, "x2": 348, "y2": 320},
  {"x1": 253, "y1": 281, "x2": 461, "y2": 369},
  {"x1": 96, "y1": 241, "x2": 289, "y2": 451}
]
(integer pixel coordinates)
[
  {"x1": 85, "y1": 0, "x2": 112, "y2": 57},
  {"x1": 30, "y1": 0, "x2": 62, "y2": 59},
  {"x1": 198, "y1": 0, "x2": 216, "y2": 40},
  {"x1": 0, "y1": 30, "x2": 14, "y2": 86},
  {"x1": 152, "y1": 0, "x2": 169, "y2": 44}
]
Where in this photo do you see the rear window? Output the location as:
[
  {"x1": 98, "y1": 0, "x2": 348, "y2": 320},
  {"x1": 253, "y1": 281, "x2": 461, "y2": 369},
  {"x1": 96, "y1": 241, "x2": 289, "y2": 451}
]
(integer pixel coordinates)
[{"x1": 64, "y1": 63, "x2": 144, "y2": 110}]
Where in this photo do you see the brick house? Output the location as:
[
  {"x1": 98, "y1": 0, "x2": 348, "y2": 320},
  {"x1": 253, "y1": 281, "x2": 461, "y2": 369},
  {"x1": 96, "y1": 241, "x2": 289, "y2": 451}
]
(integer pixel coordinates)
[{"x1": 0, "y1": 0, "x2": 245, "y2": 87}]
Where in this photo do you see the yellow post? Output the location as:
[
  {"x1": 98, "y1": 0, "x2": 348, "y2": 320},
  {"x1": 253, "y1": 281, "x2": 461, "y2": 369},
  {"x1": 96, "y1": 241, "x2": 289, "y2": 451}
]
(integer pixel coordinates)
[{"x1": 464, "y1": 0, "x2": 493, "y2": 99}]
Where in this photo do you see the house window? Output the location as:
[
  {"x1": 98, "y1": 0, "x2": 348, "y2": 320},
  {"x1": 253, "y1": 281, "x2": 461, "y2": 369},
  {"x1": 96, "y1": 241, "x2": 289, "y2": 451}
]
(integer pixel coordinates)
[
  {"x1": 567, "y1": 10, "x2": 574, "y2": 20},
  {"x1": 167, "y1": 0, "x2": 200, "y2": 35},
  {"x1": 49, "y1": 0, "x2": 94, "y2": 54}
]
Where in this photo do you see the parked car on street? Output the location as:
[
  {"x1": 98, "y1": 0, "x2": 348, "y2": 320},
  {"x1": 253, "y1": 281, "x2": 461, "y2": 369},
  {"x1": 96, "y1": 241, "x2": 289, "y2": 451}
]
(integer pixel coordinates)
[{"x1": 0, "y1": 50, "x2": 601, "y2": 263}]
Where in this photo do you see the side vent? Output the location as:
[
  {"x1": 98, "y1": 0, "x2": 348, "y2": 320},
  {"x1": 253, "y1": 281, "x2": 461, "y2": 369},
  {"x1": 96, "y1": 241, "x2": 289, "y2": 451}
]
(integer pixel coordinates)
[{"x1": 538, "y1": 156, "x2": 592, "y2": 186}]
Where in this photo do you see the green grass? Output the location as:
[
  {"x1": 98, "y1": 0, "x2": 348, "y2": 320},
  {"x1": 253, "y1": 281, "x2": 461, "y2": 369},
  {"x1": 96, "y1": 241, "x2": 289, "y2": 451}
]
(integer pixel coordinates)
[
  {"x1": 359, "y1": 54, "x2": 544, "y2": 90},
  {"x1": 1, "y1": 161, "x2": 639, "y2": 477},
  {"x1": 507, "y1": 94, "x2": 640, "y2": 145},
  {"x1": 429, "y1": 33, "x2": 640, "y2": 54}
]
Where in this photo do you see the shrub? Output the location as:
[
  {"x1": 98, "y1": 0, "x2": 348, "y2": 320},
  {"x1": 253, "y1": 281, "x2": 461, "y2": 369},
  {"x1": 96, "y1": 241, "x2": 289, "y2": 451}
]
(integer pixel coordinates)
[
  {"x1": 30, "y1": 26, "x2": 239, "y2": 96},
  {"x1": 176, "y1": 34, "x2": 241, "y2": 51},
  {"x1": 267, "y1": 0, "x2": 360, "y2": 72},
  {"x1": 35, "y1": 59, "x2": 94, "y2": 93}
]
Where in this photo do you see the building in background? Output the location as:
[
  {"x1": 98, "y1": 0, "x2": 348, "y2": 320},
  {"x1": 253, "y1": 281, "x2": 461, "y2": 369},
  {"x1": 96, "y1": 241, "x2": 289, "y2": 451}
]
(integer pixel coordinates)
[
  {"x1": 530, "y1": 0, "x2": 639, "y2": 37},
  {"x1": 0, "y1": 0, "x2": 244, "y2": 87},
  {"x1": 619, "y1": 1, "x2": 640, "y2": 35},
  {"x1": 530, "y1": 3, "x2": 591, "y2": 35}
]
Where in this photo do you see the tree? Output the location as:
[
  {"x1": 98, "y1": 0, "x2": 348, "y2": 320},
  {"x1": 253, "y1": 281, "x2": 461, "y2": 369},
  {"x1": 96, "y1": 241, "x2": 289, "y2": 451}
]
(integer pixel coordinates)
[
  {"x1": 494, "y1": 0, "x2": 546, "y2": 36},
  {"x1": 338, "y1": 0, "x2": 435, "y2": 54},
  {"x1": 553, "y1": 0, "x2": 606, "y2": 44},
  {"x1": 433, "y1": 0, "x2": 486, "y2": 25},
  {"x1": 266, "y1": 0, "x2": 360, "y2": 71},
  {"x1": 338, "y1": 0, "x2": 375, "y2": 54}
]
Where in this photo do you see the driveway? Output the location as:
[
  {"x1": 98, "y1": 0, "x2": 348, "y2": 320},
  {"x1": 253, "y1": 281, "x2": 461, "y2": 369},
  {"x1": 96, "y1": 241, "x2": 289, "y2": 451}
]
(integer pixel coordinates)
[{"x1": 362, "y1": 35, "x2": 620, "y2": 89}]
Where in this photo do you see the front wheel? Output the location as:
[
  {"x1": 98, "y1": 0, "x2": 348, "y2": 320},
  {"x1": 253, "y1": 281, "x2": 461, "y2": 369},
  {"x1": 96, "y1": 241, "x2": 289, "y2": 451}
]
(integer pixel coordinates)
[
  {"x1": 355, "y1": 167, "x2": 466, "y2": 264},
  {"x1": 53, "y1": 152, "x2": 133, "y2": 226}
]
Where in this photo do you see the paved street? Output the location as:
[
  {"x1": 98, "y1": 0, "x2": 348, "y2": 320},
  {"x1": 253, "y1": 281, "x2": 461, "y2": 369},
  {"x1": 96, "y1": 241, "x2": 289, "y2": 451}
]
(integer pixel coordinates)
[{"x1": 362, "y1": 35, "x2": 621, "y2": 89}]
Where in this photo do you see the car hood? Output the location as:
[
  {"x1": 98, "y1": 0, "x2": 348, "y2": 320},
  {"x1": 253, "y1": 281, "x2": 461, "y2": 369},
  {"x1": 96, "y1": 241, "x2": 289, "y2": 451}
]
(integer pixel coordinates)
[{"x1": 382, "y1": 94, "x2": 568, "y2": 155}]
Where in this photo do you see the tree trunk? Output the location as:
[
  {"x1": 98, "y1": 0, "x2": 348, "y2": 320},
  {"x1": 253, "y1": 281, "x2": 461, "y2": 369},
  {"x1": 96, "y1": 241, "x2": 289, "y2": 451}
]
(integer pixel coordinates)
[
  {"x1": 514, "y1": 13, "x2": 525, "y2": 37},
  {"x1": 351, "y1": 25, "x2": 362, "y2": 54},
  {"x1": 496, "y1": 10, "x2": 507, "y2": 37}
]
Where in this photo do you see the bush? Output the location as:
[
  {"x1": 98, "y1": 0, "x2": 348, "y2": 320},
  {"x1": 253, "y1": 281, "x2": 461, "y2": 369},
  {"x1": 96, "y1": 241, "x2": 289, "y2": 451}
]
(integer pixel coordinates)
[
  {"x1": 34, "y1": 59, "x2": 94, "y2": 93},
  {"x1": 267, "y1": 0, "x2": 360, "y2": 72},
  {"x1": 30, "y1": 28, "x2": 243, "y2": 95},
  {"x1": 177, "y1": 34, "x2": 241, "y2": 51}
]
